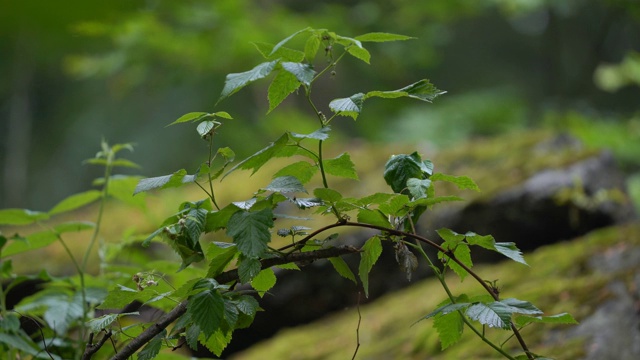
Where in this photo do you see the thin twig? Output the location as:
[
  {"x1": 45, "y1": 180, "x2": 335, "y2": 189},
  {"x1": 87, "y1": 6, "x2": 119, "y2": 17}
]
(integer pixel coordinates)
[{"x1": 351, "y1": 292, "x2": 362, "y2": 360}]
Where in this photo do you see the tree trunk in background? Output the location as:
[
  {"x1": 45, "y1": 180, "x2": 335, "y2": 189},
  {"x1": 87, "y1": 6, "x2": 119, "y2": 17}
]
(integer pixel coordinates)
[{"x1": 2, "y1": 33, "x2": 34, "y2": 208}]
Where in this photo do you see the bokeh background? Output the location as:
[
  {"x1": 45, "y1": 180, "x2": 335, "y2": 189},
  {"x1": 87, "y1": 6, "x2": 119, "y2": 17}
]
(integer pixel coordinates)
[{"x1": 2, "y1": 0, "x2": 639, "y2": 211}]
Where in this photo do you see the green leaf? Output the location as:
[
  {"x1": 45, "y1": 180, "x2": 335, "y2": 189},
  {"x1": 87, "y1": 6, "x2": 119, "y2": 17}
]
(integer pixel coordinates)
[
  {"x1": 408, "y1": 196, "x2": 464, "y2": 208},
  {"x1": 87, "y1": 312, "x2": 138, "y2": 332},
  {"x1": 500, "y1": 298, "x2": 543, "y2": 315},
  {"x1": 358, "y1": 236, "x2": 383, "y2": 298},
  {"x1": 199, "y1": 328, "x2": 232, "y2": 357},
  {"x1": 48, "y1": 190, "x2": 101, "y2": 215},
  {"x1": 384, "y1": 152, "x2": 431, "y2": 194},
  {"x1": 437, "y1": 228, "x2": 466, "y2": 248},
  {"x1": 289, "y1": 126, "x2": 331, "y2": 141},
  {"x1": 97, "y1": 285, "x2": 139, "y2": 309},
  {"x1": 213, "y1": 111, "x2": 233, "y2": 120},
  {"x1": 0, "y1": 333, "x2": 57, "y2": 359},
  {"x1": 329, "y1": 93, "x2": 365, "y2": 120},
  {"x1": 494, "y1": 242, "x2": 527, "y2": 265},
  {"x1": 269, "y1": 27, "x2": 311, "y2": 56},
  {"x1": 264, "y1": 176, "x2": 307, "y2": 194},
  {"x1": 0, "y1": 209, "x2": 49, "y2": 225},
  {"x1": 430, "y1": 173, "x2": 480, "y2": 191},
  {"x1": 206, "y1": 242, "x2": 238, "y2": 278},
  {"x1": 378, "y1": 194, "x2": 411, "y2": 215},
  {"x1": 291, "y1": 197, "x2": 324, "y2": 209},
  {"x1": 439, "y1": 243, "x2": 472, "y2": 281},
  {"x1": 218, "y1": 60, "x2": 279, "y2": 102},
  {"x1": 1, "y1": 233, "x2": 53, "y2": 258},
  {"x1": 197, "y1": 120, "x2": 217, "y2": 138},
  {"x1": 328, "y1": 257, "x2": 356, "y2": 284},
  {"x1": 188, "y1": 289, "x2": 224, "y2": 338},
  {"x1": 238, "y1": 256, "x2": 262, "y2": 283},
  {"x1": 394, "y1": 79, "x2": 446, "y2": 102},
  {"x1": 137, "y1": 329, "x2": 166, "y2": 360},
  {"x1": 434, "y1": 310, "x2": 464, "y2": 350},
  {"x1": 406, "y1": 178, "x2": 432, "y2": 199},
  {"x1": 323, "y1": 153, "x2": 358, "y2": 180},
  {"x1": 227, "y1": 208, "x2": 274, "y2": 258},
  {"x1": 365, "y1": 79, "x2": 445, "y2": 103},
  {"x1": 252, "y1": 42, "x2": 305, "y2": 62},
  {"x1": 224, "y1": 133, "x2": 289, "y2": 178},
  {"x1": 205, "y1": 204, "x2": 241, "y2": 232},
  {"x1": 304, "y1": 33, "x2": 321, "y2": 61},
  {"x1": 235, "y1": 295, "x2": 260, "y2": 316},
  {"x1": 106, "y1": 175, "x2": 146, "y2": 209},
  {"x1": 167, "y1": 112, "x2": 207, "y2": 126},
  {"x1": 251, "y1": 268, "x2": 277, "y2": 297},
  {"x1": 134, "y1": 169, "x2": 196, "y2": 195},
  {"x1": 514, "y1": 313, "x2": 578, "y2": 327},
  {"x1": 347, "y1": 45, "x2": 371, "y2": 64},
  {"x1": 273, "y1": 161, "x2": 318, "y2": 184},
  {"x1": 357, "y1": 209, "x2": 391, "y2": 228},
  {"x1": 464, "y1": 232, "x2": 496, "y2": 249},
  {"x1": 465, "y1": 302, "x2": 513, "y2": 330},
  {"x1": 268, "y1": 69, "x2": 301, "y2": 113},
  {"x1": 313, "y1": 188, "x2": 343, "y2": 203},
  {"x1": 281, "y1": 62, "x2": 316, "y2": 86},
  {"x1": 355, "y1": 32, "x2": 415, "y2": 42}
]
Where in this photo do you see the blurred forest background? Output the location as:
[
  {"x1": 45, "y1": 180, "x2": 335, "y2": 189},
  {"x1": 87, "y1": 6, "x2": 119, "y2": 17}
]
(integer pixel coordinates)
[{"x1": 1, "y1": 0, "x2": 640, "y2": 211}]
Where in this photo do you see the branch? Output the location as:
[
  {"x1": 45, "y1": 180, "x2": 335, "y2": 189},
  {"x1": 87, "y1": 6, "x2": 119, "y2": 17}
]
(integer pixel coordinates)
[
  {"x1": 109, "y1": 245, "x2": 359, "y2": 359},
  {"x1": 82, "y1": 331, "x2": 112, "y2": 360}
]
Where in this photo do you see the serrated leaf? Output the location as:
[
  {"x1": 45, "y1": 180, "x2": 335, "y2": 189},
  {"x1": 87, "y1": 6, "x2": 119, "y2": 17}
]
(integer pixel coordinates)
[
  {"x1": 494, "y1": 242, "x2": 527, "y2": 265},
  {"x1": 264, "y1": 176, "x2": 307, "y2": 194},
  {"x1": 304, "y1": 33, "x2": 321, "y2": 61},
  {"x1": 464, "y1": 232, "x2": 496, "y2": 249},
  {"x1": 291, "y1": 197, "x2": 324, "y2": 209},
  {"x1": 430, "y1": 173, "x2": 480, "y2": 191},
  {"x1": 252, "y1": 42, "x2": 305, "y2": 62},
  {"x1": 500, "y1": 298, "x2": 543, "y2": 315},
  {"x1": 251, "y1": 268, "x2": 276, "y2": 296},
  {"x1": 281, "y1": 62, "x2": 316, "y2": 86},
  {"x1": 48, "y1": 190, "x2": 101, "y2": 215},
  {"x1": 329, "y1": 93, "x2": 365, "y2": 120},
  {"x1": 434, "y1": 310, "x2": 464, "y2": 350},
  {"x1": 408, "y1": 196, "x2": 464, "y2": 208},
  {"x1": 437, "y1": 228, "x2": 466, "y2": 248},
  {"x1": 273, "y1": 161, "x2": 318, "y2": 184},
  {"x1": 378, "y1": 194, "x2": 411, "y2": 215},
  {"x1": 199, "y1": 328, "x2": 232, "y2": 357},
  {"x1": 188, "y1": 289, "x2": 224, "y2": 338},
  {"x1": 313, "y1": 188, "x2": 343, "y2": 203},
  {"x1": 328, "y1": 257, "x2": 356, "y2": 284},
  {"x1": 134, "y1": 169, "x2": 196, "y2": 195},
  {"x1": 357, "y1": 209, "x2": 391, "y2": 228},
  {"x1": 268, "y1": 69, "x2": 301, "y2": 113},
  {"x1": 355, "y1": 32, "x2": 415, "y2": 42},
  {"x1": 197, "y1": 120, "x2": 217, "y2": 138},
  {"x1": 235, "y1": 295, "x2": 259, "y2": 316},
  {"x1": 224, "y1": 133, "x2": 288, "y2": 178},
  {"x1": 206, "y1": 242, "x2": 238, "y2": 278},
  {"x1": 167, "y1": 112, "x2": 207, "y2": 126},
  {"x1": 514, "y1": 313, "x2": 578, "y2": 327},
  {"x1": 359, "y1": 236, "x2": 383, "y2": 298},
  {"x1": 87, "y1": 312, "x2": 138, "y2": 332},
  {"x1": 347, "y1": 45, "x2": 371, "y2": 64},
  {"x1": 137, "y1": 329, "x2": 166, "y2": 360},
  {"x1": 422, "y1": 302, "x2": 471, "y2": 320},
  {"x1": 270, "y1": 27, "x2": 311, "y2": 56},
  {"x1": 218, "y1": 60, "x2": 279, "y2": 102},
  {"x1": 226, "y1": 209, "x2": 273, "y2": 258},
  {"x1": 238, "y1": 256, "x2": 262, "y2": 283},
  {"x1": 396, "y1": 79, "x2": 446, "y2": 102},
  {"x1": 106, "y1": 175, "x2": 146, "y2": 209},
  {"x1": 384, "y1": 152, "x2": 430, "y2": 194},
  {"x1": 440, "y1": 243, "x2": 472, "y2": 280},
  {"x1": 0, "y1": 209, "x2": 49, "y2": 225},
  {"x1": 406, "y1": 178, "x2": 431, "y2": 199},
  {"x1": 205, "y1": 204, "x2": 241, "y2": 232},
  {"x1": 289, "y1": 126, "x2": 331, "y2": 141},
  {"x1": 465, "y1": 302, "x2": 512, "y2": 329},
  {"x1": 323, "y1": 153, "x2": 358, "y2": 180},
  {"x1": 97, "y1": 285, "x2": 140, "y2": 309}
]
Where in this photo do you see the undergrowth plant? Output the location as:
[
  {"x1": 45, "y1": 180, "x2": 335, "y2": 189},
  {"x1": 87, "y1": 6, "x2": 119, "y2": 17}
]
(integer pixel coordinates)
[{"x1": 0, "y1": 28, "x2": 576, "y2": 360}]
